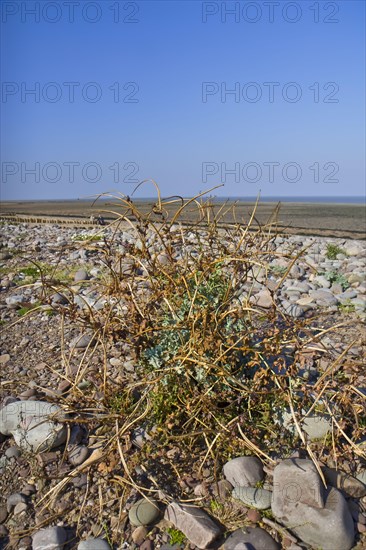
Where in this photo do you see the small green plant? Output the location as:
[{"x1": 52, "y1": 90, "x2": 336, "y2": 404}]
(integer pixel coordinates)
[
  {"x1": 20, "y1": 266, "x2": 40, "y2": 277},
  {"x1": 338, "y1": 300, "x2": 356, "y2": 313},
  {"x1": 326, "y1": 243, "x2": 344, "y2": 260},
  {"x1": 17, "y1": 302, "x2": 41, "y2": 316},
  {"x1": 167, "y1": 527, "x2": 186, "y2": 545},
  {"x1": 323, "y1": 270, "x2": 349, "y2": 290},
  {"x1": 210, "y1": 499, "x2": 225, "y2": 515},
  {"x1": 260, "y1": 508, "x2": 274, "y2": 520},
  {"x1": 270, "y1": 264, "x2": 287, "y2": 276}
]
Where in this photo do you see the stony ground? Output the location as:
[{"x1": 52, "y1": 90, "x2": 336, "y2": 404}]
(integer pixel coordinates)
[{"x1": 0, "y1": 221, "x2": 365, "y2": 550}]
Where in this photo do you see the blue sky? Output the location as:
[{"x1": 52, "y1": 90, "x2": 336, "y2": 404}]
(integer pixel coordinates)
[{"x1": 1, "y1": 0, "x2": 365, "y2": 199}]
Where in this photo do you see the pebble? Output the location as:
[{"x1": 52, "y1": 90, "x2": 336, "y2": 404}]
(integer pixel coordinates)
[
  {"x1": 0, "y1": 505, "x2": 8, "y2": 523},
  {"x1": 223, "y1": 527, "x2": 280, "y2": 550},
  {"x1": 78, "y1": 538, "x2": 110, "y2": 550},
  {"x1": 32, "y1": 526, "x2": 67, "y2": 550},
  {"x1": 129, "y1": 498, "x2": 160, "y2": 526},
  {"x1": 246, "y1": 509, "x2": 261, "y2": 523},
  {"x1": 5, "y1": 446, "x2": 21, "y2": 459},
  {"x1": 72, "y1": 474, "x2": 88, "y2": 488},
  {"x1": 0, "y1": 354, "x2": 10, "y2": 364},
  {"x1": 6, "y1": 493, "x2": 27, "y2": 513},
  {"x1": 68, "y1": 445, "x2": 90, "y2": 466},
  {"x1": 232, "y1": 486, "x2": 272, "y2": 509},
  {"x1": 132, "y1": 526, "x2": 148, "y2": 545},
  {"x1": 74, "y1": 269, "x2": 89, "y2": 282},
  {"x1": 70, "y1": 334, "x2": 94, "y2": 349},
  {"x1": 13, "y1": 502, "x2": 28, "y2": 515},
  {"x1": 223, "y1": 456, "x2": 264, "y2": 487}
]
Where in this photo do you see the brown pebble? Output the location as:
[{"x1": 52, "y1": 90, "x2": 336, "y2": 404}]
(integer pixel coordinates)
[
  {"x1": 140, "y1": 541, "x2": 153, "y2": 550},
  {"x1": 357, "y1": 522, "x2": 366, "y2": 533},
  {"x1": 132, "y1": 526, "x2": 148, "y2": 545},
  {"x1": 21, "y1": 484, "x2": 36, "y2": 496},
  {"x1": 210, "y1": 479, "x2": 233, "y2": 500},
  {"x1": 246, "y1": 508, "x2": 261, "y2": 523},
  {"x1": 0, "y1": 505, "x2": 8, "y2": 523},
  {"x1": 19, "y1": 388, "x2": 37, "y2": 399},
  {"x1": 58, "y1": 380, "x2": 72, "y2": 393},
  {"x1": 18, "y1": 467, "x2": 31, "y2": 478}
]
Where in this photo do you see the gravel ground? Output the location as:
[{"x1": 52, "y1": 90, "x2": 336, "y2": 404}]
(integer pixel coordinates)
[{"x1": 0, "y1": 221, "x2": 365, "y2": 550}]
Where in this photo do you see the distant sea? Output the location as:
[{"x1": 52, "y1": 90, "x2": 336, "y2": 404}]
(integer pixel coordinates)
[
  {"x1": 214, "y1": 196, "x2": 366, "y2": 204},
  {"x1": 6, "y1": 196, "x2": 365, "y2": 204}
]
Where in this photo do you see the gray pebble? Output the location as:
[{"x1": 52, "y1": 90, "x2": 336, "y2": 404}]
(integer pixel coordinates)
[{"x1": 129, "y1": 498, "x2": 160, "y2": 526}]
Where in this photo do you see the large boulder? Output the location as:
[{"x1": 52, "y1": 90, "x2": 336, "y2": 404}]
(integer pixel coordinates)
[{"x1": 272, "y1": 458, "x2": 354, "y2": 550}]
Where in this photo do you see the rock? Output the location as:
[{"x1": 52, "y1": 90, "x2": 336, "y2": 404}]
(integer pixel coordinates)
[
  {"x1": 251, "y1": 289, "x2": 272, "y2": 308},
  {"x1": 74, "y1": 269, "x2": 89, "y2": 282},
  {"x1": 223, "y1": 456, "x2": 264, "y2": 487},
  {"x1": 322, "y1": 467, "x2": 366, "y2": 498},
  {"x1": 70, "y1": 334, "x2": 94, "y2": 349},
  {"x1": 222, "y1": 527, "x2": 280, "y2": 550},
  {"x1": 314, "y1": 275, "x2": 331, "y2": 288},
  {"x1": 348, "y1": 273, "x2": 364, "y2": 284},
  {"x1": 6, "y1": 492, "x2": 28, "y2": 513},
  {"x1": 139, "y1": 541, "x2": 153, "y2": 550},
  {"x1": 0, "y1": 505, "x2": 8, "y2": 523},
  {"x1": 0, "y1": 354, "x2": 10, "y2": 365},
  {"x1": 356, "y1": 470, "x2": 366, "y2": 485},
  {"x1": 275, "y1": 407, "x2": 332, "y2": 440},
  {"x1": 5, "y1": 445, "x2": 21, "y2": 459},
  {"x1": 58, "y1": 380, "x2": 72, "y2": 394},
  {"x1": 272, "y1": 459, "x2": 354, "y2": 550},
  {"x1": 164, "y1": 501, "x2": 222, "y2": 549},
  {"x1": 72, "y1": 474, "x2": 88, "y2": 488},
  {"x1": 273, "y1": 459, "x2": 324, "y2": 508},
  {"x1": 22, "y1": 483, "x2": 37, "y2": 496},
  {"x1": 68, "y1": 445, "x2": 89, "y2": 466},
  {"x1": 232, "y1": 487, "x2": 272, "y2": 509},
  {"x1": 0, "y1": 525, "x2": 9, "y2": 538},
  {"x1": 157, "y1": 253, "x2": 170, "y2": 266},
  {"x1": 51, "y1": 293, "x2": 68, "y2": 305},
  {"x1": 32, "y1": 526, "x2": 67, "y2": 549},
  {"x1": 14, "y1": 502, "x2": 28, "y2": 515},
  {"x1": 77, "y1": 538, "x2": 110, "y2": 550},
  {"x1": 345, "y1": 245, "x2": 363, "y2": 257},
  {"x1": 311, "y1": 290, "x2": 338, "y2": 306},
  {"x1": 290, "y1": 265, "x2": 305, "y2": 279},
  {"x1": 129, "y1": 498, "x2": 160, "y2": 526},
  {"x1": 5, "y1": 295, "x2": 26, "y2": 308},
  {"x1": 246, "y1": 509, "x2": 261, "y2": 523},
  {"x1": 302, "y1": 413, "x2": 333, "y2": 440},
  {"x1": 131, "y1": 526, "x2": 148, "y2": 545},
  {"x1": 0, "y1": 401, "x2": 67, "y2": 453},
  {"x1": 281, "y1": 301, "x2": 305, "y2": 318},
  {"x1": 209, "y1": 479, "x2": 233, "y2": 500}
]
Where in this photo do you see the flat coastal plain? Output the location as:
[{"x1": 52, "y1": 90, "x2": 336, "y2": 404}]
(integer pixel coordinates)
[{"x1": 1, "y1": 199, "x2": 365, "y2": 239}]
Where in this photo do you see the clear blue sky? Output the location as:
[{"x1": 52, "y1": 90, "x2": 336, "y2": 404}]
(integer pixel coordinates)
[{"x1": 1, "y1": 0, "x2": 365, "y2": 199}]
